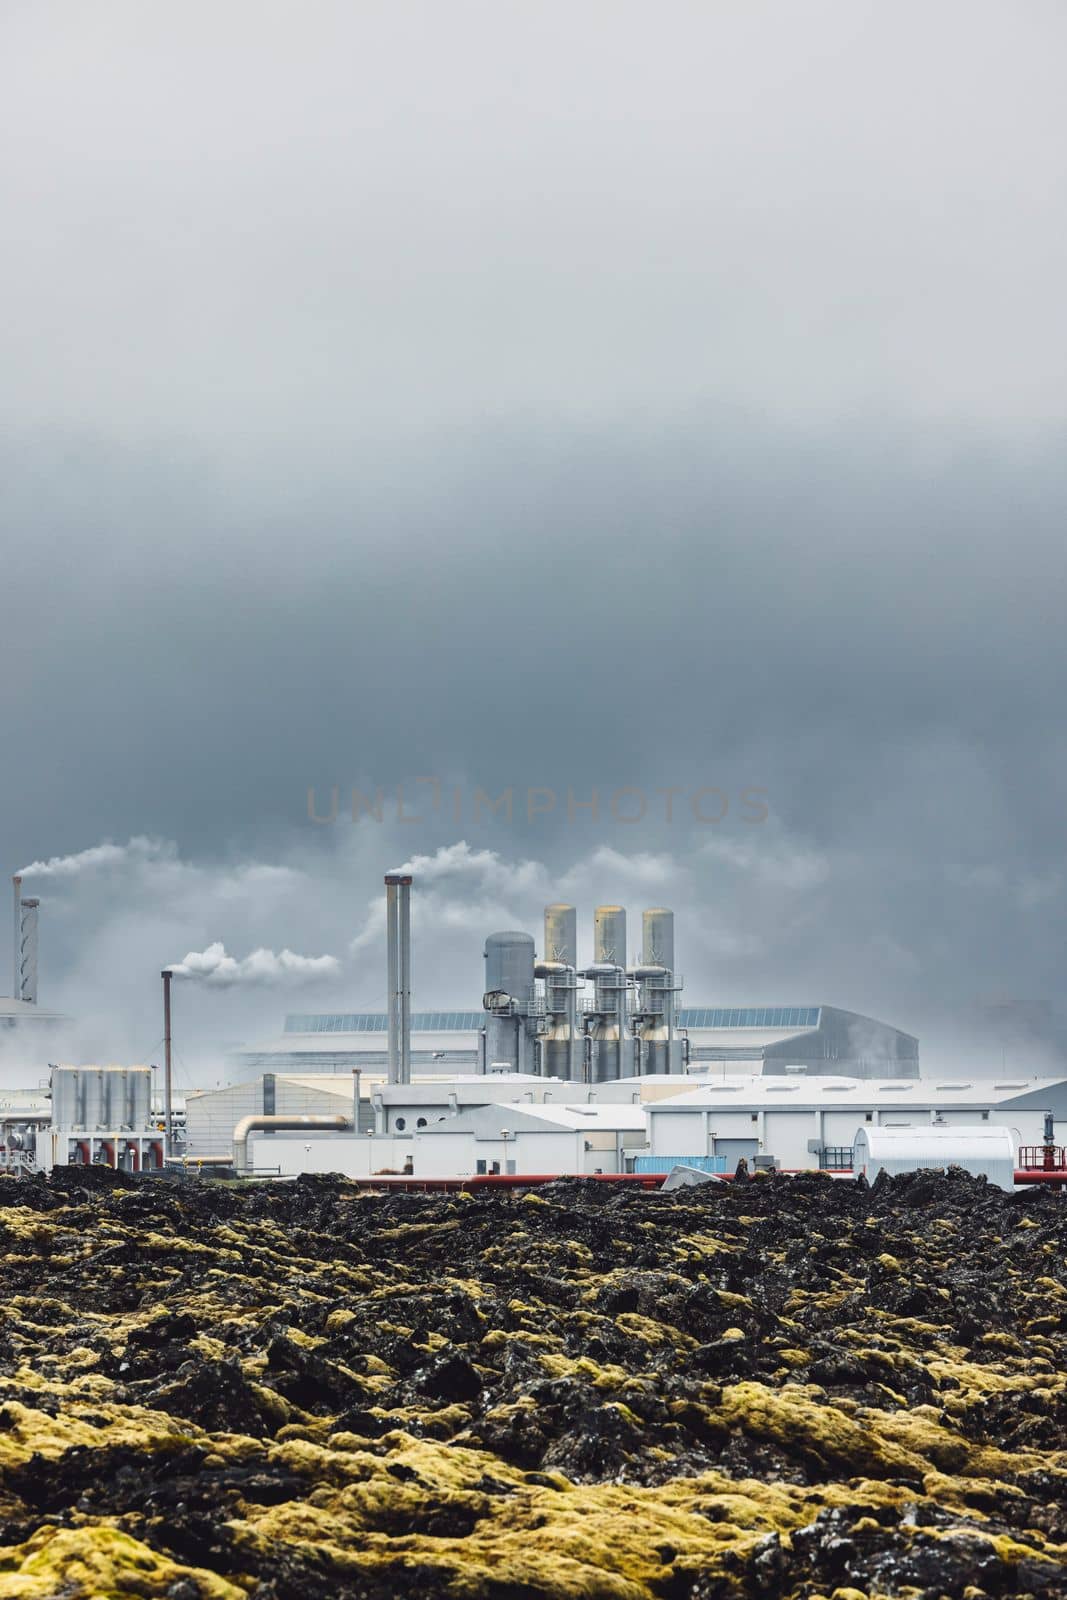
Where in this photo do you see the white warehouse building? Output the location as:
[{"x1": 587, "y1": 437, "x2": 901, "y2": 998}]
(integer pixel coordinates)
[
  {"x1": 645, "y1": 1075, "x2": 1067, "y2": 1172},
  {"x1": 412, "y1": 1102, "x2": 649, "y2": 1179}
]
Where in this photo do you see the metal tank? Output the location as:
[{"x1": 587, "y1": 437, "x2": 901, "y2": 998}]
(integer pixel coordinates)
[
  {"x1": 483, "y1": 931, "x2": 536, "y2": 1074},
  {"x1": 50, "y1": 1066, "x2": 152, "y2": 1131},
  {"x1": 594, "y1": 906, "x2": 627, "y2": 967},
  {"x1": 641, "y1": 908, "x2": 674, "y2": 972},
  {"x1": 544, "y1": 904, "x2": 577, "y2": 965},
  {"x1": 538, "y1": 904, "x2": 581, "y2": 1080},
  {"x1": 634, "y1": 907, "x2": 677, "y2": 1075},
  {"x1": 584, "y1": 906, "x2": 633, "y2": 1080}
]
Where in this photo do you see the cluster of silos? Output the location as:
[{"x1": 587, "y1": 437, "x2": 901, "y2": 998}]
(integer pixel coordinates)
[
  {"x1": 51, "y1": 1066, "x2": 153, "y2": 1132},
  {"x1": 480, "y1": 903, "x2": 681, "y2": 1080}
]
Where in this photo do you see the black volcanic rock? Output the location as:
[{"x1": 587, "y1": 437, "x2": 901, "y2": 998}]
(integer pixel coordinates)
[{"x1": 0, "y1": 1167, "x2": 1065, "y2": 1597}]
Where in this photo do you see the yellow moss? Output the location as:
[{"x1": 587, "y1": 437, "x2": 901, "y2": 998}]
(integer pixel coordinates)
[
  {"x1": 0, "y1": 1525, "x2": 244, "y2": 1599},
  {"x1": 0, "y1": 1399, "x2": 200, "y2": 1472},
  {"x1": 614, "y1": 1313, "x2": 695, "y2": 1349},
  {"x1": 776, "y1": 1349, "x2": 813, "y2": 1368}
]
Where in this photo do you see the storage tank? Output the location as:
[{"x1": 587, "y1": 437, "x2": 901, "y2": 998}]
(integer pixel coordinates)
[
  {"x1": 50, "y1": 1066, "x2": 152, "y2": 1131},
  {"x1": 483, "y1": 932, "x2": 535, "y2": 1074},
  {"x1": 484, "y1": 931, "x2": 535, "y2": 1009},
  {"x1": 544, "y1": 904, "x2": 577, "y2": 966},
  {"x1": 540, "y1": 905, "x2": 581, "y2": 1080},
  {"x1": 853, "y1": 1125, "x2": 1016, "y2": 1192},
  {"x1": 636, "y1": 907, "x2": 677, "y2": 1075},
  {"x1": 641, "y1": 908, "x2": 674, "y2": 972},
  {"x1": 594, "y1": 906, "x2": 627, "y2": 967}
]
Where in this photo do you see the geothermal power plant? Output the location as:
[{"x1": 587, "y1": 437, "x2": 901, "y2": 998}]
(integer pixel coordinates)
[{"x1": 2, "y1": 872, "x2": 1066, "y2": 1190}]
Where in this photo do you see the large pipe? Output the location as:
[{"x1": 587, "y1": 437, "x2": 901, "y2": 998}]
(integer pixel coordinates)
[
  {"x1": 232, "y1": 1113, "x2": 351, "y2": 1175},
  {"x1": 161, "y1": 970, "x2": 173, "y2": 1149},
  {"x1": 12, "y1": 876, "x2": 21, "y2": 1000}
]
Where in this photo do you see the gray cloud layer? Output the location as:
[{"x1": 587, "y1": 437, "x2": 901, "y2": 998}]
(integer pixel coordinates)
[{"x1": 1, "y1": 2, "x2": 1065, "y2": 1078}]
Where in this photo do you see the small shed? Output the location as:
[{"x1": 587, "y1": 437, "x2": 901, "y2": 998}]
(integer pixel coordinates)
[{"x1": 853, "y1": 1124, "x2": 1016, "y2": 1191}]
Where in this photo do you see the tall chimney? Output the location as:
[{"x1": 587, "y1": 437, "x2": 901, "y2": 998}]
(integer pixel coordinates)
[
  {"x1": 385, "y1": 877, "x2": 399, "y2": 1083},
  {"x1": 12, "y1": 876, "x2": 21, "y2": 1000},
  {"x1": 385, "y1": 873, "x2": 413, "y2": 1085},
  {"x1": 398, "y1": 877, "x2": 412, "y2": 1085},
  {"x1": 161, "y1": 969, "x2": 173, "y2": 1149},
  {"x1": 18, "y1": 898, "x2": 39, "y2": 1005}
]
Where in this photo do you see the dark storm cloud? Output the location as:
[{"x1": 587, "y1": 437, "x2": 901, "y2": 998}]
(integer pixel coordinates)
[{"x1": 1, "y1": 2, "x2": 1066, "y2": 1073}]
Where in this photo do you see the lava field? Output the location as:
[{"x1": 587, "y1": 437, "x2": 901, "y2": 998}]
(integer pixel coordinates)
[{"x1": 0, "y1": 1168, "x2": 1065, "y2": 1599}]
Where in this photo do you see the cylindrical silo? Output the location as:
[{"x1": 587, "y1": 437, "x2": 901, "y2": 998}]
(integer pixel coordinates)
[
  {"x1": 636, "y1": 907, "x2": 678, "y2": 1074},
  {"x1": 641, "y1": 908, "x2": 674, "y2": 972},
  {"x1": 484, "y1": 931, "x2": 535, "y2": 1010},
  {"x1": 544, "y1": 904, "x2": 577, "y2": 966},
  {"x1": 483, "y1": 931, "x2": 535, "y2": 1073},
  {"x1": 540, "y1": 905, "x2": 581, "y2": 1080},
  {"x1": 594, "y1": 906, "x2": 627, "y2": 968}
]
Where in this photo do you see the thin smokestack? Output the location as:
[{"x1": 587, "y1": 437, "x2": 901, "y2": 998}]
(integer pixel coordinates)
[
  {"x1": 384, "y1": 873, "x2": 413, "y2": 1084},
  {"x1": 399, "y1": 877, "x2": 412, "y2": 1086},
  {"x1": 12, "y1": 876, "x2": 21, "y2": 1000},
  {"x1": 161, "y1": 969, "x2": 173, "y2": 1148},
  {"x1": 18, "y1": 898, "x2": 39, "y2": 1005}
]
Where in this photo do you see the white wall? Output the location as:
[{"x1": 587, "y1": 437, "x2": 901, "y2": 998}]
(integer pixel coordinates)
[
  {"x1": 413, "y1": 1129, "x2": 477, "y2": 1178},
  {"x1": 250, "y1": 1134, "x2": 411, "y2": 1177},
  {"x1": 653, "y1": 1102, "x2": 1051, "y2": 1171},
  {"x1": 649, "y1": 1110, "x2": 707, "y2": 1157}
]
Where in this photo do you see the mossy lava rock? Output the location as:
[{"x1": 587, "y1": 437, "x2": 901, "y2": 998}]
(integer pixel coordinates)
[{"x1": 0, "y1": 1167, "x2": 1065, "y2": 1597}]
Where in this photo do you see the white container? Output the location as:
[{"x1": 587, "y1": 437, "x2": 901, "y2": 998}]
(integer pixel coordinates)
[{"x1": 853, "y1": 1124, "x2": 1016, "y2": 1191}]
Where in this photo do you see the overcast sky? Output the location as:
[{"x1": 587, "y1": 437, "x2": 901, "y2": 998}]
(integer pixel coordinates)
[{"x1": 2, "y1": 2, "x2": 1065, "y2": 1084}]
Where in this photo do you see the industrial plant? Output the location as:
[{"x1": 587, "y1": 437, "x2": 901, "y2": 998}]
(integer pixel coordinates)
[{"x1": 3, "y1": 867, "x2": 1064, "y2": 1191}]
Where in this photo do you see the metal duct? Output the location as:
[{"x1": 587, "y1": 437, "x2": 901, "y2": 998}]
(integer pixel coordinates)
[{"x1": 232, "y1": 1113, "x2": 352, "y2": 1175}]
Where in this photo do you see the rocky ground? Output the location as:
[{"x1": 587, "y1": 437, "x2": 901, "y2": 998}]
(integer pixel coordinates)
[{"x1": 0, "y1": 1167, "x2": 1065, "y2": 1599}]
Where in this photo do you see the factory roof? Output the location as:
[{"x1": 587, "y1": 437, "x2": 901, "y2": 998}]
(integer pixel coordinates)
[
  {"x1": 0, "y1": 998, "x2": 70, "y2": 1022},
  {"x1": 649, "y1": 1075, "x2": 1067, "y2": 1111},
  {"x1": 417, "y1": 1102, "x2": 649, "y2": 1136},
  {"x1": 283, "y1": 1007, "x2": 821, "y2": 1035},
  {"x1": 483, "y1": 1102, "x2": 648, "y2": 1132}
]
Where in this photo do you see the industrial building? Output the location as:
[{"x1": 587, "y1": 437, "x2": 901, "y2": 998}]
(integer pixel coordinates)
[
  {"x1": 644, "y1": 1075, "x2": 1067, "y2": 1173},
  {"x1": 12, "y1": 872, "x2": 1064, "y2": 1187},
  {"x1": 32, "y1": 1066, "x2": 164, "y2": 1174},
  {"x1": 231, "y1": 897, "x2": 917, "y2": 1083},
  {"x1": 0, "y1": 878, "x2": 70, "y2": 1087},
  {"x1": 236, "y1": 1003, "x2": 918, "y2": 1080}
]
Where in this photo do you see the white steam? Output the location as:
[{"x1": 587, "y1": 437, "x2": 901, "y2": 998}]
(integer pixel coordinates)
[
  {"x1": 166, "y1": 942, "x2": 340, "y2": 988},
  {"x1": 18, "y1": 836, "x2": 170, "y2": 879}
]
